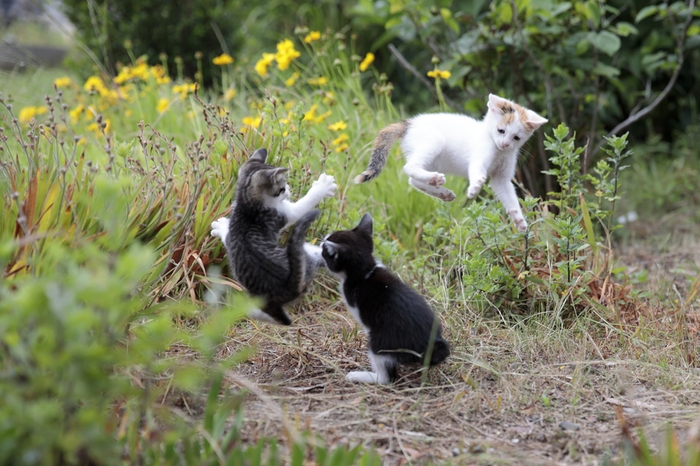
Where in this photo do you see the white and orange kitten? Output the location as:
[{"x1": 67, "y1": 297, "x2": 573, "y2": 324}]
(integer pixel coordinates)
[{"x1": 354, "y1": 94, "x2": 547, "y2": 232}]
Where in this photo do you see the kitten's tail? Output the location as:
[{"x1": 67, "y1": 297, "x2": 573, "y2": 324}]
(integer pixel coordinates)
[
  {"x1": 287, "y1": 209, "x2": 321, "y2": 292},
  {"x1": 354, "y1": 121, "x2": 407, "y2": 184},
  {"x1": 429, "y1": 337, "x2": 451, "y2": 366}
]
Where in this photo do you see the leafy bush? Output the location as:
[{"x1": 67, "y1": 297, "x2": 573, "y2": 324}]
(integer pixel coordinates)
[{"x1": 61, "y1": 0, "x2": 238, "y2": 82}]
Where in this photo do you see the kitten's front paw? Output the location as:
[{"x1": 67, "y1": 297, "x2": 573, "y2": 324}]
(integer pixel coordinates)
[
  {"x1": 467, "y1": 176, "x2": 487, "y2": 199},
  {"x1": 507, "y1": 210, "x2": 528, "y2": 232},
  {"x1": 210, "y1": 217, "x2": 230, "y2": 239},
  {"x1": 312, "y1": 173, "x2": 338, "y2": 198},
  {"x1": 428, "y1": 173, "x2": 446, "y2": 187},
  {"x1": 346, "y1": 371, "x2": 380, "y2": 384},
  {"x1": 514, "y1": 218, "x2": 528, "y2": 233}
]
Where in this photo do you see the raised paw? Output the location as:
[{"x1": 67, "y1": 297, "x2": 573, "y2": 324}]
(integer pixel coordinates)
[
  {"x1": 507, "y1": 210, "x2": 528, "y2": 232},
  {"x1": 210, "y1": 217, "x2": 230, "y2": 239},
  {"x1": 428, "y1": 173, "x2": 446, "y2": 187},
  {"x1": 467, "y1": 176, "x2": 487, "y2": 199},
  {"x1": 311, "y1": 173, "x2": 338, "y2": 198}
]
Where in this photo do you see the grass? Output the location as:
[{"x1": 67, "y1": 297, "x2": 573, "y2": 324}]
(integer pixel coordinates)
[{"x1": 1, "y1": 28, "x2": 699, "y2": 465}]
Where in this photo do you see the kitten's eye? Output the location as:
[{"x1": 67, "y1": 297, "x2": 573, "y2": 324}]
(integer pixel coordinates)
[
  {"x1": 497, "y1": 128, "x2": 505, "y2": 134},
  {"x1": 278, "y1": 187, "x2": 285, "y2": 195},
  {"x1": 514, "y1": 135, "x2": 521, "y2": 141}
]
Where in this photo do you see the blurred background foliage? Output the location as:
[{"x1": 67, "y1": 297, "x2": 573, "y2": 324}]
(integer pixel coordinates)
[{"x1": 61, "y1": 0, "x2": 700, "y2": 198}]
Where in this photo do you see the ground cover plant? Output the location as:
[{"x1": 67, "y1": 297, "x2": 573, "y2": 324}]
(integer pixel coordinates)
[{"x1": 2, "y1": 15, "x2": 700, "y2": 466}]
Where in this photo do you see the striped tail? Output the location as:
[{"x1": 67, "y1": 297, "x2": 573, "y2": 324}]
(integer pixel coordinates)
[{"x1": 354, "y1": 122, "x2": 407, "y2": 184}]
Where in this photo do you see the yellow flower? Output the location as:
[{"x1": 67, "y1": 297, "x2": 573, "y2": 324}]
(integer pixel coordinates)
[
  {"x1": 308, "y1": 76, "x2": 328, "y2": 86},
  {"x1": 332, "y1": 133, "x2": 349, "y2": 146},
  {"x1": 314, "y1": 110, "x2": 331, "y2": 123},
  {"x1": 285, "y1": 72, "x2": 300, "y2": 87},
  {"x1": 213, "y1": 53, "x2": 234, "y2": 66},
  {"x1": 335, "y1": 142, "x2": 349, "y2": 152},
  {"x1": 242, "y1": 116, "x2": 262, "y2": 128},
  {"x1": 68, "y1": 105, "x2": 84, "y2": 124},
  {"x1": 427, "y1": 69, "x2": 451, "y2": 80},
  {"x1": 275, "y1": 39, "x2": 301, "y2": 71},
  {"x1": 302, "y1": 104, "x2": 318, "y2": 121},
  {"x1": 113, "y1": 67, "x2": 131, "y2": 85},
  {"x1": 18, "y1": 106, "x2": 47, "y2": 124},
  {"x1": 88, "y1": 118, "x2": 111, "y2": 135},
  {"x1": 54, "y1": 77, "x2": 72, "y2": 88},
  {"x1": 224, "y1": 88, "x2": 236, "y2": 101},
  {"x1": 359, "y1": 52, "x2": 375, "y2": 72},
  {"x1": 328, "y1": 120, "x2": 347, "y2": 131},
  {"x1": 157, "y1": 98, "x2": 170, "y2": 114},
  {"x1": 172, "y1": 83, "x2": 196, "y2": 99},
  {"x1": 322, "y1": 91, "x2": 335, "y2": 104},
  {"x1": 131, "y1": 62, "x2": 149, "y2": 81},
  {"x1": 84, "y1": 76, "x2": 108, "y2": 94},
  {"x1": 304, "y1": 31, "x2": 321, "y2": 43},
  {"x1": 255, "y1": 53, "x2": 276, "y2": 77},
  {"x1": 151, "y1": 65, "x2": 170, "y2": 84}
]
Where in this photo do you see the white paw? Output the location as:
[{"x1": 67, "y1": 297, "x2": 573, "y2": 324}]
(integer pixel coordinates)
[
  {"x1": 303, "y1": 243, "x2": 324, "y2": 265},
  {"x1": 248, "y1": 308, "x2": 285, "y2": 325},
  {"x1": 438, "y1": 190, "x2": 456, "y2": 202},
  {"x1": 428, "y1": 173, "x2": 446, "y2": 187},
  {"x1": 311, "y1": 173, "x2": 338, "y2": 198},
  {"x1": 467, "y1": 176, "x2": 487, "y2": 199},
  {"x1": 508, "y1": 210, "x2": 528, "y2": 232},
  {"x1": 346, "y1": 371, "x2": 380, "y2": 384},
  {"x1": 210, "y1": 217, "x2": 230, "y2": 240}
]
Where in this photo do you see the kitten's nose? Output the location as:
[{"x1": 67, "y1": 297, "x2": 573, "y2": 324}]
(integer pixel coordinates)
[{"x1": 501, "y1": 141, "x2": 510, "y2": 149}]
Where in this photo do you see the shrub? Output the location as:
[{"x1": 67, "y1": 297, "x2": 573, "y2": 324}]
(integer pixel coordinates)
[{"x1": 61, "y1": 0, "x2": 238, "y2": 83}]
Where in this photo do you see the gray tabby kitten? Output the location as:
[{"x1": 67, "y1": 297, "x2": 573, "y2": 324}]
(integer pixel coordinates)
[{"x1": 210, "y1": 148, "x2": 337, "y2": 325}]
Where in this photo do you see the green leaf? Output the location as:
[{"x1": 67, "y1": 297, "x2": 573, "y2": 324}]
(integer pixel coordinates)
[
  {"x1": 635, "y1": 5, "x2": 659, "y2": 22},
  {"x1": 589, "y1": 31, "x2": 621, "y2": 56},
  {"x1": 586, "y1": 1, "x2": 601, "y2": 27},
  {"x1": 440, "y1": 8, "x2": 460, "y2": 33},
  {"x1": 579, "y1": 195, "x2": 597, "y2": 256},
  {"x1": 615, "y1": 21, "x2": 639, "y2": 37},
  {"x1": 592, "y1": 63, "x2": 621, "y2": 77}
]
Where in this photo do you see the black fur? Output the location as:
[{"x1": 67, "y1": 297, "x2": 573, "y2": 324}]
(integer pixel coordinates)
[
  {"x1": 225, "y1": 148, "x2": 321, "y2": 325},
  {"x1": 322, "y1": 213, "x2": 450, "y2": 383}
]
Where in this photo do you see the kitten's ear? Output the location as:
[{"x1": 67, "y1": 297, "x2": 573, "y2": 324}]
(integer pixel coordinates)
[
  {"x1": 270, "y1": 167, "x2": 288, "y2": 184},
  {"x1": 322, "y1": 241, "x2": 339, "y2": 259},
  {"x1": 250, "y1": 148, "x2": 268, "y2": 163},
  {"x1": 524, "y1": 110, "x2": 548, "y2": 131},
  {"x1": 487, "y1": 94, "x2": 507, "y2": 113},
  {"x1": 356, "y1": 213, "x2": 373, "y2": 236}
]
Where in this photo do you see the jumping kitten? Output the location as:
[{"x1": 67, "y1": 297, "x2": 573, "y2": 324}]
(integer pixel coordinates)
[
  {"x1": 322, "y1": 213, "x2": 450, "y2": 384},
  {"x1": 210, "y1": 148, "x2": 337, "y2": 325},
  {"x1": 354, "y1": 94, "x2": 547, "y2": 232}
]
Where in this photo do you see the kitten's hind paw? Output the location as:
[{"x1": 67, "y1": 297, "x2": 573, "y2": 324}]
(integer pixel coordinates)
[
  {"x1": 346, "y1": 371, "x2": 381, "y2": 384},
  {"x1": 210, "y1": 217, "x2": 230, "y2": 239},
  {"x1": 312, "y1": 173, "x2": 338, "y2": 198},
  {"x1": 428, "y1": 173, "x2": 446, "y2": 187}
]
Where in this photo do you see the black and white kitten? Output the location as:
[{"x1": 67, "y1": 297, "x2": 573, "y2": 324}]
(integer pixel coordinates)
[
  {"x1": 322, "y1": 214, "x2": 450, "y2": 384},
  {"x1": 210, "y1": 148, "x2": 337, "y2": 325}
]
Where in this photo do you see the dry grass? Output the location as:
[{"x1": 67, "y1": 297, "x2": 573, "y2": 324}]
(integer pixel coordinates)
[{"x1": 202, "y1": 212, "x2": 700, "y2": 465}]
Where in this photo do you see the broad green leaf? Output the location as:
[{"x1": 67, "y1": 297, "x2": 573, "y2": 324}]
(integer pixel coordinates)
[
  {"x1": 586, "y1": 1, "x2": 601, "y2": 27},
  {"x1": 615, "y1": 21, "x2": 639, "y2": 37},
  {"x1": 635, "y1": 5, "x2": 658, "y2": 22},
  {"x1": 593, "y1": 63, "x2": 620, "y2": 78},
  {"x1": 589, "y1": 31, "x2": 621, "y2": 56},
  {"x1": 440, "y1": 8, "x2": 459, "y2": 33}
]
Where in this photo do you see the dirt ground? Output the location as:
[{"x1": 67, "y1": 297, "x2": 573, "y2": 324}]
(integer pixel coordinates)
[{"x1": 218, "y1": 214, "x2": 700, "y2": 465}]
